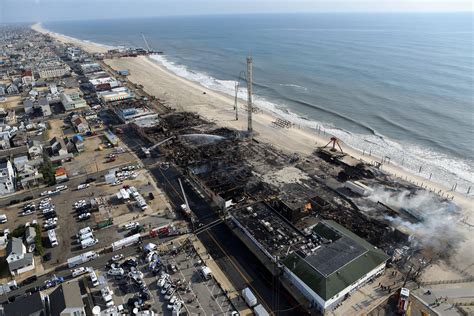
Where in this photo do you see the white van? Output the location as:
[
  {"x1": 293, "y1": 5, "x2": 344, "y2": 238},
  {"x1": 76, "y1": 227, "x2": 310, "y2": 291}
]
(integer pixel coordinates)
[
  {"x1": 0, "y1": 214, "x2": 7, "y2": 224},
  {"x1": 81, "y1": 238, "x2": 98, "y2": 249},
  {"x1": 89, "y1": 269, "x2": 99, "y2": 287},
  {"x1": 78, "y1": 231, "x2": 94, "y2": 241},
  {"x1": 76, "y1": 227, "x2": 92, "y2": 238}
]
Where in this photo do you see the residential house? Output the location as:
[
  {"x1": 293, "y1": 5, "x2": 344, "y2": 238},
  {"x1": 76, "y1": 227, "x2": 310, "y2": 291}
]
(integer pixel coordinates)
[
  {"x1": 38, "y1": 97, "x2": 51, "y2": 116},
  {"x1": 21, "y1": 70, "x2": 34, "y2": 86},
  {"x1": 0, "y1": 292, "x2": 45, "y2": 316},
  {"x1": 6, "y1": 83, "x2": 19, "y2": 95},
  {"x1": 71, "y1": 134, "x2": 85, "y2": 153},
  {"x1": 71, "y1": 116, "x2": 90, "y2": 134},
  {"x1": 6, "y1": 237, "x2": 34, "y2": 276},
  {"x1": 49, "y1": 281, "x2": 85, "y2": 316},
  {"x1": 55, "y1": 167, "x2": 68, "y2": 183},
  {"x1": 0, "y1": 160, "x2": 15, "y2": 195},
  {"x1": 0, "y1": 84, "x2": 6, "y2": 96},
  {"x1": 24, "y1": 99, "x2": 34, "y2": 114},
  {"x1": 29, "y1": 143, "x2": 43, "y2": 159}
]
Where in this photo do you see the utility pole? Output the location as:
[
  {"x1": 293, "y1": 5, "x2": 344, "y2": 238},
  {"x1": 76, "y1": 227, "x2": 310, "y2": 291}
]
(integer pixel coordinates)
[
  {"x1": 234, "y1": 81, "x2": 239, "y2": 120},
  {"x1": 246, "y1": 56, "x2": 253, "y2": 135}
]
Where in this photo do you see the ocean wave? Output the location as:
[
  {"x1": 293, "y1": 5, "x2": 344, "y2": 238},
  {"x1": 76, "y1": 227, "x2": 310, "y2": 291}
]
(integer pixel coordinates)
[
  {"x1": 149, "y1": 53, "x2": 473, "y2": 195},
  {"x1": 278, "y1": 83, "x2": 308, "y2": 91}
]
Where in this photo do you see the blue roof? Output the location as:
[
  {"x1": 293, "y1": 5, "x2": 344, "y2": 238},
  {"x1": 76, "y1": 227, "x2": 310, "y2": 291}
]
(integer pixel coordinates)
[{"x1": 74, "y1": 134, "x2": 84, "y2": 142}]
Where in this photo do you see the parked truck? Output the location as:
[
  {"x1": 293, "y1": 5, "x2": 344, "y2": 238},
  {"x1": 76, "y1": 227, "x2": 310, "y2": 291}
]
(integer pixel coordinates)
[
  {"x1": 67, "y1": 251, "x2": 99, "y2": 268},
  {"x1": 242, "y1": 287, "x2": 257, "y2": 307},
  {"x1": 253, "y1": 304, "x2": 270, "y2": 316}
]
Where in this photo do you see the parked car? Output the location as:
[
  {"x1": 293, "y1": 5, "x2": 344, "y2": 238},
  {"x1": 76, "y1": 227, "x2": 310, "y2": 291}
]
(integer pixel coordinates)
[
  {"x1": 107, "y1": 268, "x2": 124, "y2": 276},
  {"x1": 111, "y1": 254, "x2": 124, "y2": 262}
]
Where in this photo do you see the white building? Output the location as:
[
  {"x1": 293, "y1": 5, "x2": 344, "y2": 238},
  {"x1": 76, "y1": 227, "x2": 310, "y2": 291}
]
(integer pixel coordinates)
[
  {"x1": 0, "y1": 160, "x2": 16, "y2": 195},
  {"x1": 6, "y1": 237, "x2": 35, "y2": 276},
  {"x1": 98, "y1": 87, "x2": 133, "y2": 103},
  {"x1": 38, "y1": 62, "x2": 70, "y2": 79},
  {"x1": 60, "y1": 91, "x2": 88, "y2": 111}
]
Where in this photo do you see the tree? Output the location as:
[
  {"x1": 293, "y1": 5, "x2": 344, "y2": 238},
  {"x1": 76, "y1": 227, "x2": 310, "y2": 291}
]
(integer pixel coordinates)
[{"x1": 39, "y1": 153, "x2": 56, "y2": 186}]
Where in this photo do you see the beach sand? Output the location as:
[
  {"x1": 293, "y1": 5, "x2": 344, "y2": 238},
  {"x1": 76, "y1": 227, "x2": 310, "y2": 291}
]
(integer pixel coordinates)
[
  {"x1": 33, "y1": 25, "x2": 474, "y2": 276},
  {"x1": 31, "y1": 23, "x2": 109, "y2": 54}
]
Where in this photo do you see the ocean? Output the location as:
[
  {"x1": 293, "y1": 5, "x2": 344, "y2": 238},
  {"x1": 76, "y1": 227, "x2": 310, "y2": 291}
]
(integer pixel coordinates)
[{"x1": 43, "y1": 13, "x2": 474, "y2": 193}]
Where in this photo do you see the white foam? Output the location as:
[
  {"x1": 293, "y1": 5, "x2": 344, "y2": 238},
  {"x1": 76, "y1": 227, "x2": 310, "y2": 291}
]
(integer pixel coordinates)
[{"x1": 150, "y1": 54, "x2": 473, "y2": 195}]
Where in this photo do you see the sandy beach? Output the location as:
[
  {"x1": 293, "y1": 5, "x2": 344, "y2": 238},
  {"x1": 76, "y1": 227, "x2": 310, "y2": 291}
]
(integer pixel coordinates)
[
  {"x1": 32, "y1": 24, "x2": 474, "y2": 276},
  {"x1": 32, "y1": 23, "x2": 110, "y2": 54}
]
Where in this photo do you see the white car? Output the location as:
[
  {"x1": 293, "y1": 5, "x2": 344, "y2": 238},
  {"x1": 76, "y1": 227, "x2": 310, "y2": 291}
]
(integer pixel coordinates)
[
  {"x1": 72, "y1": 267, "x2": 88, "y2": 277},
  {"x1": 164, "y1": 289, "x2": 176, "y2": 300},
  {"x1": 77, "y1": 184, "x2": 90, "y2": 190},
  {"x1": 169, "y1": 295, "x2": 177, "y2": 305},
  {"x1": 107, "y1": 268, "x2": 124, "y2": 276},
  {"x1": 124, "y1": 222, "x2": 139, "y2": 230},
  {"x1": 40, "y1": 191, "x2": 49, "y2": 196},
  {"x1": 111, "y1": 254, "x2": 124, "y2": 262},
  {"x1": 161, "y1": 283, "x2": 172, "y2": 295},
  {"x1": 78, "y1": 213, "x2": 91, "y2": 220},
  {"x1": 56, "y1": 185, "x2": 68, "y2": 191}
]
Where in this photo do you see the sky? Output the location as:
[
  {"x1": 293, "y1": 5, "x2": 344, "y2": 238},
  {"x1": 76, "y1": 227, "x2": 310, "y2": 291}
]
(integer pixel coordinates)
[{"x1": 1, "y1": 0, "x2": 472, "y2": 23}]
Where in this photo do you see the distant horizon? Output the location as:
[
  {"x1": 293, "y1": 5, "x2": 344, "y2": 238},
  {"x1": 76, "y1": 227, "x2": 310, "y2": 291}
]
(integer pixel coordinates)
[
  {"x1": 2, "y1": 10, "x2": 472, "y2": 25},
  {"x1": 1, "y1": 0, "x2": 472, "y2": 24}
]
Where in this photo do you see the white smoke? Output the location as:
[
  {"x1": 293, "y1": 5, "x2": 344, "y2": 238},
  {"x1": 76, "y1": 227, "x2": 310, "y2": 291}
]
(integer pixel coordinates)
[{"x1": 367, "y1": 186, "x2": 465, "y2": 255}]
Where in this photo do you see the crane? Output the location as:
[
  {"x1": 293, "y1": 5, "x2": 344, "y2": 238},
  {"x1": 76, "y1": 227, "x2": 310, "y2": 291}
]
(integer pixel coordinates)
[
  {"x1": 141, "y1": 136, "x2": 175, "y2": 157},
  {"x1": 141, "y1": 34, "x2": 151, "y2": 52}
]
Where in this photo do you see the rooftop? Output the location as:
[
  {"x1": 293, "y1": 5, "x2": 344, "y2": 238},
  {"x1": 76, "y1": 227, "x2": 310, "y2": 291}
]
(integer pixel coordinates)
[{"x1": 282, "y1": 220, "x2": 389, "y2": 300}]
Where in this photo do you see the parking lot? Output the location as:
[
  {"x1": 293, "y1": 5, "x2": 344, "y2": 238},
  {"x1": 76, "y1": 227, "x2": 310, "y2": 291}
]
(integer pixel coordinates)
[
  {"x1": 0, "y1": 167, "x2": 176, "y2": 277},
  {"x1": 90, "y1": 236, "x2": 236, "y2": 315}
]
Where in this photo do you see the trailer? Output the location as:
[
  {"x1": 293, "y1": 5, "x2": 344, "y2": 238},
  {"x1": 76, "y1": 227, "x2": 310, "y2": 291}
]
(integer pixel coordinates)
[
  {"x1": 96, "y1": 218, "x2": 113, "y2": 229},
  {"x1": 242, "y1": 287, "x2": 257, "y2": 307},
  {"x1": 78, "y1": 231, "x2": 94, "y2": 241},
  {"x1": 67, "y1": 251, "x2": 99, "y2": 268},
  {"x1": 111, "y1": 233, "x2": 140, "y2": 251},
  {"x1": 76, "y1": 227, "x2": 92, "y2": 238},
  {"x1": 47, "y1": 229, "x2": 58, "y2": 247},
  {"x1": 253, "y1": 304, "x2": 269, "y2": 316}
]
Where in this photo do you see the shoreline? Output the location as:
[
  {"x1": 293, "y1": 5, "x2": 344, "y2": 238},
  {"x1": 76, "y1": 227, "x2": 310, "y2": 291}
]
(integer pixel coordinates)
[{"x1": 30, "y1": 23, "x2": 473, "y2": 215}]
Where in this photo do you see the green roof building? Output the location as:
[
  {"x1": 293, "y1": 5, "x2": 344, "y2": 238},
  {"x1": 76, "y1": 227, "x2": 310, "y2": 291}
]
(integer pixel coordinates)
[{"x1": 282, "y1": 220, "x2": 389, "y2": 313}]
